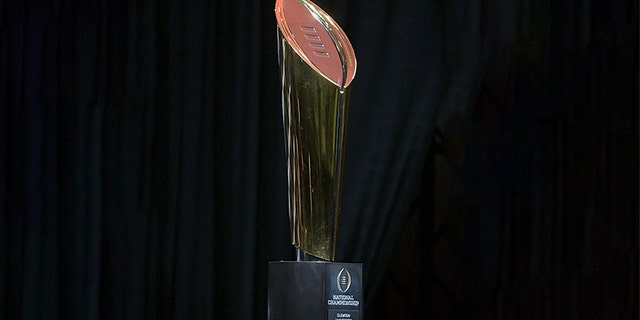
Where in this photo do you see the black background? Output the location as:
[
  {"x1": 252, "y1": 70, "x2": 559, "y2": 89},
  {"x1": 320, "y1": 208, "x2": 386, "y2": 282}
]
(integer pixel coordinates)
[{"x1": 1, "y1": 0, "x2": 637, "y2": 318}]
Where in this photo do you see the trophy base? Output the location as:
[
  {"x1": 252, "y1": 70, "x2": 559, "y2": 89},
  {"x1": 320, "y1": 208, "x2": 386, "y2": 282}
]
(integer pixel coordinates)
[{"x1": 268, "y1": 261, "x2": 363, "y2": 320}]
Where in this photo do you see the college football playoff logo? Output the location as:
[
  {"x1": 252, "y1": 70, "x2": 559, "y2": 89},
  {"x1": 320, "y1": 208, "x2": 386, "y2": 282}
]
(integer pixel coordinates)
[{"x1": 336, "y1": 268, "x2": 352, "y2": 293}]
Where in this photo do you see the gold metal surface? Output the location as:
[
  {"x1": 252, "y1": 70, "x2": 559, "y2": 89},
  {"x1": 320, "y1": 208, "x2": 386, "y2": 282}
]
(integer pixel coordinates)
[{"x1": 275, "y1": 0, "x2": 356, "y2": 261}]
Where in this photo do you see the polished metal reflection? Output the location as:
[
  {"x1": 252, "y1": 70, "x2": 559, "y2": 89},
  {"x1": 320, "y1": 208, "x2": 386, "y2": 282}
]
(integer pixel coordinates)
[{"x1": 275, "y1": 0, "x2": 356, "y2": 261}]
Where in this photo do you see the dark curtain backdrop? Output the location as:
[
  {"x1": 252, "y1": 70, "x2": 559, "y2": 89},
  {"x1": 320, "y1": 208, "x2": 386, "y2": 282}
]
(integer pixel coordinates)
[{"x1": 1, "y1": 0, "x2": 637, "y2": 319}]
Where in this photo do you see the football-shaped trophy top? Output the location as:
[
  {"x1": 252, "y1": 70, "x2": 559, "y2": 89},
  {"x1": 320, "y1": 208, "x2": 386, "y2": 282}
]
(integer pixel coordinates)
[{"x1": 275, "y1": 0, "x2": 356, "y2": 88}]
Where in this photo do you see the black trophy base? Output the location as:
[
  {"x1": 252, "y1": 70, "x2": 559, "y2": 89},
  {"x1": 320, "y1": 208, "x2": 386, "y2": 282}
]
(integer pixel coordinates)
[{"x1": 268, "y1": 261, "x2": 363, "y2": 320}]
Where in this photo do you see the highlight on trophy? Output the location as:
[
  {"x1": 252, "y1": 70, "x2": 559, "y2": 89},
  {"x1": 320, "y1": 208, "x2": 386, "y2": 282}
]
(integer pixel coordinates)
[{"x1": 275, "y1": 0, "x2": 357, "y2": 261}]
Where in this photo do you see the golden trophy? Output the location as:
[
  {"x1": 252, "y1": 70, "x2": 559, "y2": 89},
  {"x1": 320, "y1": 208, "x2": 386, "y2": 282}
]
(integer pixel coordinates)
[
  {"x1": 269, "y1": 1, "x2": 362, "y2": 319},
  {"x1": 275, "y1": 0, "x2": 356, "y2": 261}
]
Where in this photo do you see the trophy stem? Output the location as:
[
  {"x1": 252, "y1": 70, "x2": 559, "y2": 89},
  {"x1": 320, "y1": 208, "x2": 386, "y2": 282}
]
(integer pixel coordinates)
[{"x1": 296, "y1": 248, "x2": 324, "y2": 262}]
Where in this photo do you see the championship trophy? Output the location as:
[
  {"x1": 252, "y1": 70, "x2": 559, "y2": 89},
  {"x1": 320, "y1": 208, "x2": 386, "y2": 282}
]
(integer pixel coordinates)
[{"x1": 268, "y1": 0, "x2": 362, "y2": 319}]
